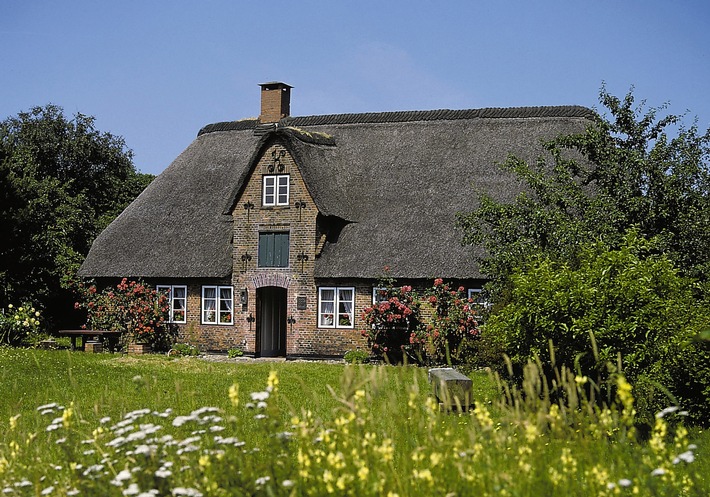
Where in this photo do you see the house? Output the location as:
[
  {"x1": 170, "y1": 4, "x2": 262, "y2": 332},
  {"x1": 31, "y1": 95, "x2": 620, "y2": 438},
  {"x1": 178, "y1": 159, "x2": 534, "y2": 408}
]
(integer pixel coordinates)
[{"x1": 78, "y1": 82, "x2": 595, "y2": 357}]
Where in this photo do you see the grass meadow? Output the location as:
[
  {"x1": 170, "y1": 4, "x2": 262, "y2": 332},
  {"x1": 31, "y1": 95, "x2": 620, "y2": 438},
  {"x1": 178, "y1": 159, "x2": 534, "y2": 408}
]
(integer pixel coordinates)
[{"x1": 0, "y1": 348, "x2": 708, "y2": 496}]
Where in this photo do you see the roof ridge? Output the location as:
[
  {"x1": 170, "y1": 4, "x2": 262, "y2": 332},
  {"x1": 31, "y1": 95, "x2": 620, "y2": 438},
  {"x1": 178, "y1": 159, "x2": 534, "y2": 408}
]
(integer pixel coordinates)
[{"x1": 197, "y1": 105, "x2": 596, "y2": 136}]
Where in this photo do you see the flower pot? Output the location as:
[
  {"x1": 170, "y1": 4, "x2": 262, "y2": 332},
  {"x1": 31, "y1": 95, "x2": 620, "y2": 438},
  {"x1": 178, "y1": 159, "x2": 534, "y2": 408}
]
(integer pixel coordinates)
[{"x1": 128, "y1": 343, "x2": 152, "y2": 355}]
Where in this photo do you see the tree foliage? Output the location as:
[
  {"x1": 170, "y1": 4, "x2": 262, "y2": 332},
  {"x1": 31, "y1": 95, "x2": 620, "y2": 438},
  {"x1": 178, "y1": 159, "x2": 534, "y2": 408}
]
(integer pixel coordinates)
[
  {"x1": 458, "y1": 88, "x2": 710, "y2": 424},
  {"x1": 459, "y1": 86, "x2": 710, "y2": 296},
  {"x1": 0, "y1": 105, "x2": 153, "y2": 329}
]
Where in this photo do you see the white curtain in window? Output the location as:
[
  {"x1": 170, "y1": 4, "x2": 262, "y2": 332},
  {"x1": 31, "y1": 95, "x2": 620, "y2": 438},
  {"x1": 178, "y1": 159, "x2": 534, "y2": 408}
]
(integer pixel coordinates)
[
  {"x1": 320, "y1": 288, "x2": 335, "y2": 326},
  {"x1": 203, "y1": 287, "x2": 217, "y2": 322},
  {"x1": 338, "y1": 289, "x2": 353, "y2": 325},
  {"x1": 220, "y1": 288, "x2": 233, "y2": 311}
]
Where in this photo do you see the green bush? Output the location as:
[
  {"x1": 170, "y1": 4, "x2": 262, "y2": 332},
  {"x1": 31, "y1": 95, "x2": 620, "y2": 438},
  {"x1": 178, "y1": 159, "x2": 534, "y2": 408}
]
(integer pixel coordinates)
[
  {"x1": 0, "y1": 303, "x2": 43, "y2": 346},
  {"x1": 170, "y1": 343, "x2": 200, "y2": 357},
  {"x1": 227, "y1": 347, "x2": 244, "y2": 358},
  {"x1": 343, "y1": 349, "x2": 370, "y2": 364},
  {"x1": 485, "y1": 231, "x2": 710, "y2": 425}
]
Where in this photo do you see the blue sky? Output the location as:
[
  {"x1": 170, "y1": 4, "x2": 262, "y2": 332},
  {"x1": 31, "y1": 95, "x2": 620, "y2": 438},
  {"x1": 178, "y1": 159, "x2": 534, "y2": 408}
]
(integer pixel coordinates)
[{"x1": 2, "y1": 1, "x2": 708, "y2": 175}]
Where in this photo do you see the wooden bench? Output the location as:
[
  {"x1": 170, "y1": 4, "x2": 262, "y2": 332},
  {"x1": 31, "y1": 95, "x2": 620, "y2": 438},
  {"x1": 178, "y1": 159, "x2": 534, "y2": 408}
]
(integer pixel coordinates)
[
  {"x1": 58, "y1": 330, "x2": 122, "y2": 352},
  {"x1": 428, "y1": 368, "x2": 474, "y2": 411}
]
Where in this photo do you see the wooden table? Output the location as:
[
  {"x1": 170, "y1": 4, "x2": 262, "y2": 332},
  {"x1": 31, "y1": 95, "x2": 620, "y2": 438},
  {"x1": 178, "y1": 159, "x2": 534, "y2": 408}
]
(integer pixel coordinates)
[{"x1": 58, "y1": 330, "x2": 122, "y2": 352}]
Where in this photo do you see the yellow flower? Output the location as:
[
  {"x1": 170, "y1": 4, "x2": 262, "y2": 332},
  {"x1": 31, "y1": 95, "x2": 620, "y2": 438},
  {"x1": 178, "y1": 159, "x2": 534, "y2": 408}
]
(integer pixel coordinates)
[
  {"x1": 62, "y1": 402, "x2": 74, "y2": 429},
  {"x1": 267, "y1": 370, "x2": 279, "y2": 392},
  {"x1": 358, "y1": 466, "x2": 369, "y2": 481},
  {"x1": 9, "y1": 414, "x2": 20, "y2": 431},
  {"x1": 228, "y1": 383, "x2": 239, "y2": 408},
  {"x1": 413, "y1": 468, "x2": 433, "y2": 483},
  {"x1": 524, "y1": 423, "x2": 539, "y2": 443}
]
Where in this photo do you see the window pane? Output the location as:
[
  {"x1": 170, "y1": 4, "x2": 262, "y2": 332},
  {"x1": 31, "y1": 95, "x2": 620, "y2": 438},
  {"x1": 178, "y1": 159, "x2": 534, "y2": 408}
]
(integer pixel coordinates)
[
  {"x1": 219, "y1": 287, "x2": 233, "y2": 323},
  {"x1": 319, "y1": 288, "x2": 335, "y2": 327},
  {"x1": 277, "y1": 175, "x2": 289, "y2": 205},
  {"x1": 203, "y1": 287, "x2": 217, "y2": 323},
  {"x1": 338, "y1": 289, "x2": 354, "y2": 327},
  {"x1": 263, "y1": 176, "x2": 275, "y2": 205}
]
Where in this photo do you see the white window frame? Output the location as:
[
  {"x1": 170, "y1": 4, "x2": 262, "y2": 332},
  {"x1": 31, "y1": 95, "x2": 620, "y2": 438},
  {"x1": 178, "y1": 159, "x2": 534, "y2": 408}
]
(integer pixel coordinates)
[
  {"x1": 201, "y1": 286, "x2": 234, "y2": 325},
  {"x1": 157, "y1": 285, "x2": 187, "y2": 324},
  {"x1": 318, "y1": 287, "x2": 355, "y2": 329},
  {"x1": 263, "y1": 174, "x2": 290, "y2": 207}
]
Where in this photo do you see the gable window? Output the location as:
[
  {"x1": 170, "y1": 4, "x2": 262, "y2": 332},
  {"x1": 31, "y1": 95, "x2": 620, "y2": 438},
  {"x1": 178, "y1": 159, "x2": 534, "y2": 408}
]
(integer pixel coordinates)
[
  {"x1": 263, "y1": 174, "x2": 289, "y2": 206},
  {"x1": 258, "y1": 232, "x2": 289, "y2": 268},
  {"x1": 202, "y1": 286, "x2": 234, "y2": 325},
  {"x1": 157, "y1": 285, "x2": 187, "y2": 323},
  {"x1": 319, "y1": 287, "x2": 354, "y2": 328}
]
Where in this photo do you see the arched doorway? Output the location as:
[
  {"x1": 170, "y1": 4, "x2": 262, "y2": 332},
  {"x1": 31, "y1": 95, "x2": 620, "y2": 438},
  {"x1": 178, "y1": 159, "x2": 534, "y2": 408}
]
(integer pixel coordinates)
[{"x1": 256, "y1": 286, "x2": 287, "y2": 357}]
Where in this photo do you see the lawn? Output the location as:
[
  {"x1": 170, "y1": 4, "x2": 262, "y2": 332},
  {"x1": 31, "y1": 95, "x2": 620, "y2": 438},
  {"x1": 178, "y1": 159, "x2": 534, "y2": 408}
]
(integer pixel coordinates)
[{"x1": 0, "y1": 348, "x2": 707, "y2": 496}]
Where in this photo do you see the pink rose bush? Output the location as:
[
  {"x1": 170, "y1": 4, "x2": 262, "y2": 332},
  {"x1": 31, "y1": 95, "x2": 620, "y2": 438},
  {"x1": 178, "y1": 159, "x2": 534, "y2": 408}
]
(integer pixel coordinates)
[
  {"x1": 73, "y1": 278, "x2": 177, "y2": 352},
  {"x1": 361, "y1": 278, "x2": 482, "y2": 365}
]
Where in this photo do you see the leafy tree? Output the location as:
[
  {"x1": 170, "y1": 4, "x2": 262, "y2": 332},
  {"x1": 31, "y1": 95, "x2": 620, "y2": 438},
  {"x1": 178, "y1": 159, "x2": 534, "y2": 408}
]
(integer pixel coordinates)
[
  {"x1": 459, "y1": 86, "x2": 710, "y2": 298},
  {"x1": 0, "y1": 105, "x2": 153, "y2": 329}
]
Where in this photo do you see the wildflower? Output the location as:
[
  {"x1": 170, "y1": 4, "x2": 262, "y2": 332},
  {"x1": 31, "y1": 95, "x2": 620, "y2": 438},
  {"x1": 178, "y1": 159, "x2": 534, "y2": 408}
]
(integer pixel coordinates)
[
  {"x1": 111, "y1": 469, "x2": 132, "y2": 486},
  {"x1": 618, "y1": 479, "x2": 632, "y2": 487},
  {"x1": 250, "y1": 391, "x2": 269, "y2": 401},
  {"x1": 673, "y1": 451, "x2": 695, "y2": 464},
  {"x1": 172, "y1": 488, "x2": 203, "y2": 497},
  {"x1": 267, "y1": 370, "x2": 279, "y2": 392},
  {"x1": 255, "y1": 476, "x2": 271, "y2": 486},
  {"x1": 282, "y1": 480, "x2": 294, "y2": 488},
  {"x1": 228, "y1": 383, "x2": 239, "y2": 407}
]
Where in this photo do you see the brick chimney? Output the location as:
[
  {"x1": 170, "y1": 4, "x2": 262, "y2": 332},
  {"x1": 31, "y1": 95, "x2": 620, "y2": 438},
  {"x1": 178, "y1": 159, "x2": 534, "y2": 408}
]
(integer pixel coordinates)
[{"x1": 259, "y1": 82, "x2": 292, "y2": 123}]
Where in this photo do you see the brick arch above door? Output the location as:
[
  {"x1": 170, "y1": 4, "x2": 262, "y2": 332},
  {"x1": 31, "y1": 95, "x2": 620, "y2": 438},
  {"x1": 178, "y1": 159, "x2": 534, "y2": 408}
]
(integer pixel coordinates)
[{"x1": 251, "y1": 272, "x2": 292, "y2": 289}]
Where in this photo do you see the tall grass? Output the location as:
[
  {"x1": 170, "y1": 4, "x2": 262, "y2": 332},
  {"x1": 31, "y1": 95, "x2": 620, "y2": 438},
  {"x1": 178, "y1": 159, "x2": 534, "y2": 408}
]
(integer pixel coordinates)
[{"x1": 0, "y1": 348, "x2": 707, "y2": 496}]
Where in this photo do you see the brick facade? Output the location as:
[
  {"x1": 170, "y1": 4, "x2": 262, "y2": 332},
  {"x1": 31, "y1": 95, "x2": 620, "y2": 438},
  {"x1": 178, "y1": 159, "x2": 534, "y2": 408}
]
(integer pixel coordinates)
[{"x1": 165, "y1": 137, "x2": 371, "y2": 356}]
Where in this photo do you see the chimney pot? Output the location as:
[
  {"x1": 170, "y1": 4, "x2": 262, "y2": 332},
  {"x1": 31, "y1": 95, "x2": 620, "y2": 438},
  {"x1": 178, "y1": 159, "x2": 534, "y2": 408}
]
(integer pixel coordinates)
[{"x1": 259, "y1": 82, "x2": 292, "y2": 123}]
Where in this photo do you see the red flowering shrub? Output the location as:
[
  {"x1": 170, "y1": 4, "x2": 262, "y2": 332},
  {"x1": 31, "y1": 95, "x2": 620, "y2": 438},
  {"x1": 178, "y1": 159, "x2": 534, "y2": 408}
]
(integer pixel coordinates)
[
  {"x1": 360, "y1": 284, "x2": 420, "y2": 363},
  {"x1": 73, "y1": 278, "x2": 177, "y2": 352},
  {"x1": 412, "y1": 279, "x2": 482, "y2": 365}
]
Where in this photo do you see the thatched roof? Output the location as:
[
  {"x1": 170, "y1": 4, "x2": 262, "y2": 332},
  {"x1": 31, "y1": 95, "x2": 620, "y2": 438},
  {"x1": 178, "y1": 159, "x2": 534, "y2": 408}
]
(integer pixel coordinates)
[{"x1": 79, "y1": 106, "x2": 596, "y2": 280}]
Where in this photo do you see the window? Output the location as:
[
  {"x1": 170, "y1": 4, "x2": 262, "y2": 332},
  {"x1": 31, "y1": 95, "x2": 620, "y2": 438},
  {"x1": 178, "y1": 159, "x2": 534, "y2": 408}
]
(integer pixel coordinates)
[
  {"x1": 157, "y1": 285, "x2": 187, "y2": 323},
  {"x1": 202, "y1": 286, "x2": 234, "y2": 325},
  {"x1": 258, "y1": 232, "x2": 289, "y2": 267},
  {"x1": 468, "y1": 288, "x2": 491, "y2": 321},
  {"x1": 263, "y1": 174, "x2": 289, "y2": 206},
  {"x1": 372, "y1": 287, "x2": 389, "y2": 304},
  {"x1": 319, "y1": 287, "x2": 355, "y2": 328}
]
